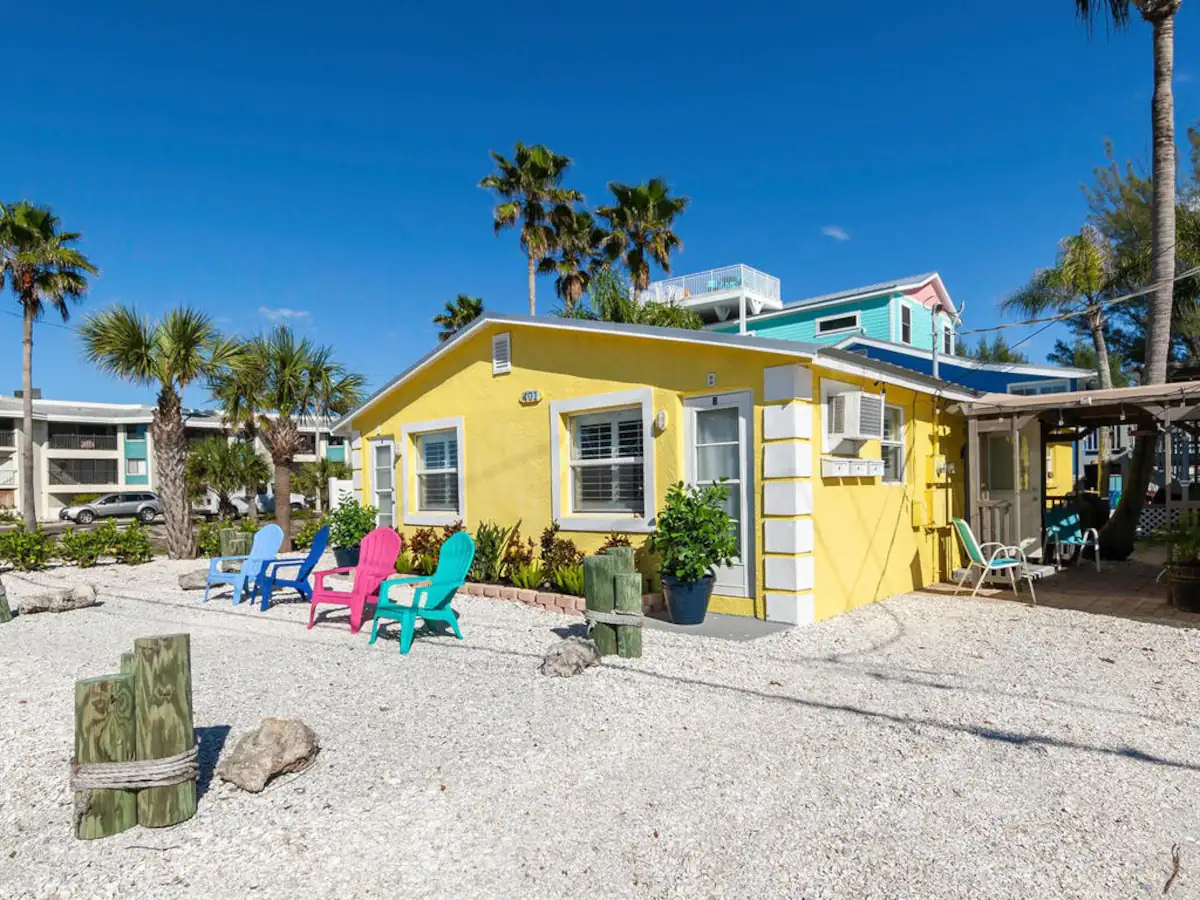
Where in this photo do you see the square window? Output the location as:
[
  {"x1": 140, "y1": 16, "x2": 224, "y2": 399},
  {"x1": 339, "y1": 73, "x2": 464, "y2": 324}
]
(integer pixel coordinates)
[
  {"x1": 568, "y1": 408, "x2": 644, "y2": 514},
  {"x1": 416, "y1": 430, "x2": 459, "y2": 512},
  {"x1": 125, "y1": 458, "x2": 147, "y2": 477}
]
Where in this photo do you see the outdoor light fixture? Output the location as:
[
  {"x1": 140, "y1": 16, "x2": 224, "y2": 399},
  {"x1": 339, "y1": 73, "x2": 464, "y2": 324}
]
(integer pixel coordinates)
[
  {"x1": 1057, "y1": 411, "x2": 1064, "y2": 427},
  {"x1": 1120, "y1": 406, "x2": 1126, "y2": 422}
]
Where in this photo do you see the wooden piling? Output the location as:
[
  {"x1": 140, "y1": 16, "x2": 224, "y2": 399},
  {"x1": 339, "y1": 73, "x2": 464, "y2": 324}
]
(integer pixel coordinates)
[
  {"x1": 583, "y1": 555, "x2": 618, "y2": 656},
  {"x1": 119, "y1": 651, "x2": 135, "y2": 677},
  {"x1": 74, "y1": 674, "x2": 137, "y2": 839},
  {"x1": 133, "y1": 634, "x2": 196, "y2": 827},
  {"x1": 613, "y1": 572, "x2": 644, "y2": 659},
  {"x1": 601, "y1": 546, "x2": 635, "y2": 574}
]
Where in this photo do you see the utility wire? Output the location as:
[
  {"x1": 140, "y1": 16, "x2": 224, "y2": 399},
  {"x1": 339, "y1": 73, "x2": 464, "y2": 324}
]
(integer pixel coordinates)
[{"x1": 0, "y1": 308, "x2": 77, "y2": 330}]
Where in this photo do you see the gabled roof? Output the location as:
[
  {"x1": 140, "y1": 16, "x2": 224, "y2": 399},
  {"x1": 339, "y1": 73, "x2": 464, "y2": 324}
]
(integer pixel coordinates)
[
  {"x1": 332, "y1": 313, "x2": 979, "y2": 434},
  {"x1": 727, "y1": 272, "x2": 954, "y2": 326}
]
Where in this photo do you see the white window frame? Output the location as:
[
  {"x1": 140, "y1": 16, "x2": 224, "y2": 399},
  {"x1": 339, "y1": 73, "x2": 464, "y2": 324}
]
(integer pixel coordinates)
[
  {"x1": 899, "y1": 303, "x2": 913, "y2": 345},
  {"x1": 414, "y1": 429, "x2": 460, "y2": 515},
  {"x1": 124, "y1": 458, "x2": 147, "y2": 477},
  {"x1": 369, "y1": 437, "x2": 397, "y2": 527},
  {"x1": 814, "y1": 311, "x2": 861, "y2": 337},
  {"x1": 881, "y1": 405, "x2": 905, "y2": 484},
  {"x1": 1007, "y1": 378, "x2": 1071, "y2": 396},
  {"x1": 549, "y1": 388, "x2": 655, "y2": 533},
  {"x1": 492, "y1": 332, "x2": 512, "y2": 375},
  {"x1": 399, "y1": 416, "x2": 466, "y2": 527},
  {"x1": 942, "y1": 322, "x2": 953, "y2": 355}
]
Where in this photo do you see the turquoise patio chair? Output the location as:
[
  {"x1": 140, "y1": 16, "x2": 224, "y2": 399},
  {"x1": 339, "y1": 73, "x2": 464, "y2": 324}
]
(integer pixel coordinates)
[
  {"x1": 204, "y1": 524, "x2": 284, "y2": 605},
  {"x1": 952, "y1": 517, "x2": 1037, "y2": 603},
  {"x1": 370, "y1": 531, "x2": 477, "y2": 654},
  {"x1": 1042, "y1": 507, "x2": 1100, "y2": 572}
]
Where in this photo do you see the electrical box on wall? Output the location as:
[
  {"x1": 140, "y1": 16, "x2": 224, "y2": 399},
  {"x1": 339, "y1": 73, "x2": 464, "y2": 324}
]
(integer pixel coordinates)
[
  {"x1": 911, "y1": 498, "x2": 927, "y2": 529},
  {"x1": 927, "y1": 454, "x2": 947, "y2": 484}
]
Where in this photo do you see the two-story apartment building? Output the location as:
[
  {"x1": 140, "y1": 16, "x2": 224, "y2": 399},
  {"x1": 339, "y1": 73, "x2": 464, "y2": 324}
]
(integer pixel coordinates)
[{"x1": 0, "y1": 393, "x2": 344, "y2": 521}]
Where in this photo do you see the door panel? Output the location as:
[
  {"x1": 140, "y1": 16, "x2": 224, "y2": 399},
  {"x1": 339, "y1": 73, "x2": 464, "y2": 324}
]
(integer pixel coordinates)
[{"x1": 372, "y1": 440, "x2": 396, "y2": 527}]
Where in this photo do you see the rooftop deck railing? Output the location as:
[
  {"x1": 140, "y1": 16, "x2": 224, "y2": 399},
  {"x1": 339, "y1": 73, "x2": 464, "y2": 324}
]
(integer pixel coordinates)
[{"x1": 639, "y1": 264, "x2": 781, "y2": 305}]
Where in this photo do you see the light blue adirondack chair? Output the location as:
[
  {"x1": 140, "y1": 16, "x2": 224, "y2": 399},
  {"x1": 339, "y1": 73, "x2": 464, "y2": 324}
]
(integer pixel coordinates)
[
  {"x1": 253, "y1": 525, "x2": 330, "y2": 611},
  {"x1": 204, "y1": 524, "x2": 284, "y2": 604},
  {"x1": 952, "y1": 517, "x2": 1037, "y2": 603},
  {"x1": 371, "y1": 531, "x2": 477, "y2": 654}
]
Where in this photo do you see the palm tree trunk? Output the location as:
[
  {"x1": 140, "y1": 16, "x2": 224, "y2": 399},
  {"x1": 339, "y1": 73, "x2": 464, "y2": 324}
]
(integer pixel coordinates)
[
  {"x1": 244, "y1": 424, "x2": 259, "y2": 523},
  {"x1": 1090, "y1": 313, "x2": 1115, "y2": 498},
  {"x1": 527, "y1": 253, "x2": 537, "y2": 316},
  {"x1": 274, "y1": 461, "x2": 293, "y2": 552},
  {"x1": 1098, "y1": 7, "x2": 1179, "y2": 559},
  {"x1": 19, "y1": 302, "x2": 36, "y2": 530},
  {"x1": 153, "y1": 388, "x2": 196, "y2": 559}
]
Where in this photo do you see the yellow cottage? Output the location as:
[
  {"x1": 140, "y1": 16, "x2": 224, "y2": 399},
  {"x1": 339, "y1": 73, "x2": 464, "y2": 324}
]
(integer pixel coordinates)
[{"x1": 332, "y1": 314, "x2": 977, "y2": 625}]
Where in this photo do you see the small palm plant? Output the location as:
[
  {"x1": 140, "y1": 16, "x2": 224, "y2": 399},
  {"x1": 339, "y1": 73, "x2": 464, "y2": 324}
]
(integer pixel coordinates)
[
  {"x1": 432, "y1": 294, "x2": 484, "y2": 342},
  {"x1": 186, "y1": 437, "x2": 270, "y2": 517}
]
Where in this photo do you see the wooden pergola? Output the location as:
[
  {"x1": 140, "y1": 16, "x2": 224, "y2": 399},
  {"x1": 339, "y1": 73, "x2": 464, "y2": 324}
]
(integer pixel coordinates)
[{"x1": 956, "y1": 382, "x2": 1200, "y2": 547}]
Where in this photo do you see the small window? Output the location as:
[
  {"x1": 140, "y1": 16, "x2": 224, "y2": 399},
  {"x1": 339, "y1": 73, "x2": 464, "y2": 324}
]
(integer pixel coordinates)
[
  {"x1": 900, "y1": 305, "x2": 912, "y2": 344},
  {"x1": 942, "y1": 324, "x2": 952, "y2": 355},
  {"x1": 125, "y1": 459, "x2": 147, "y2": 477},
  {"x1": 417, "y1": 430, "x2": 459, "y2": 512},
  {"x1": 569, "y1": 408, "x2": 644, "y2": 514},
  {"x1": 492, "y1": 332, "x2": 512, "y2": 375},
  {"x1": 881, "y1": 406, "x2": 904, "y2": 483},
  {"x1": 125, "y1": 424, "x2": 145, "y2": 439},
  {"x1": 815, "y1": 313, "x2": 860, "y2": 336}
]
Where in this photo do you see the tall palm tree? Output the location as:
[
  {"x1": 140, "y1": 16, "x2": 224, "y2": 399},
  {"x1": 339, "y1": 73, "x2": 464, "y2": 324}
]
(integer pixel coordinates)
[
  {"x1": 232, "y1": 325, "x2": 365, "y2": 550},
  {"x1": 432, "y1": 294, "x2": 484, "y2": 342},
  {"x1": 210, "y1": 363, "x2": 265, "y2": 522},
  {"x1": 1076, "y1": 0, "x2": 1182, "y2": 555},
  {"x1": 186, "y1": 437, "x2": 270, "y2": 517},
  {"x1": 539, "y1": 209, "x2": 608, "y2": 315},
  {"x1": 1005, "y1": 226, "x2": 1120, "y2": 491},
  {"x1": 0, "y1": 202, "x2": 98, "y2": 528},
  {"x1": 480, "y1": 142, "x2": 582, "y2": 315},
  {"x1": 596, "y1": 179, "x2": 689, "y2": 299},
  {"x1": 80, "y1": 306, "x2": 238, "y2": 558}
]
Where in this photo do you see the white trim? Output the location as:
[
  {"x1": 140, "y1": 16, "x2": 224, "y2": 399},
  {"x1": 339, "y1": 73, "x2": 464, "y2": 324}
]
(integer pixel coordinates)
[
  {"x1": 724, "y1": 274, "x2": 946, "y2": 326},
  {"x1": 899, "y1": 302, "x2": 913, "y2": 346},
  {"x1": 814, "y1": 311, "x2": 861, "y2": 337},
  {"x1": 831, "y1": 335, "x2": 1095, "y2": 379},
  {"x1": 492, "y1": 332, "x2": 512, "y2": 375},
  {"x1": 765, "y1": 591, "x2": 815, "y2": 626},
  {"x1": 1007, "y1": 378, "x2": 1073, "y2": 396},
  {"x1": 368, "y1": 436, "x2": 397, "y2": 527},
  {"x1": 881, "y1": 404, "x2": 905, "y2": 485},
  {"x1": 815, "y1": 355, "x2": 976, "y2": 402},
  {"x1": 549, "y1": 388, "x2": 655, "y2": 534},
  {"x1": 399, "y1": 416, "x2": 466, "y2": 527}
]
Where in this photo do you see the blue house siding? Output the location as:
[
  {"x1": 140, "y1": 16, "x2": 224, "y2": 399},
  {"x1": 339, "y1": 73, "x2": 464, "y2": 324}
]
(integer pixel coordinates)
[
  {"x1": 123, "y1": 424, "x2": 150, "y2": 485},
  {"x1": 894, "y1": 298, "x2": 955, "y2": 352},
  {"x1": 844, "y1": 342, "x2": 1085, "y2": 394}
]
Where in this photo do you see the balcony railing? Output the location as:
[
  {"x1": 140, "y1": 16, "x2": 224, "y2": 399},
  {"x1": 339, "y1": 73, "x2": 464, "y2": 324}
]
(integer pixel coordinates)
[
  {"x1": 639, "y1": 264, "x2": 781, "y2": 306},
  {"x1": 0, "y1": 430, "x2": 13, "y2": 449},
  {"x1": 0, "y1": 470, "x2": 15, "y2": 487},
  {"x1": 48, "y1": 460, "x2": 119, "y2": 486},
  {"x1": 49, "y1": 433, "x2": 118, "y2": 451}
]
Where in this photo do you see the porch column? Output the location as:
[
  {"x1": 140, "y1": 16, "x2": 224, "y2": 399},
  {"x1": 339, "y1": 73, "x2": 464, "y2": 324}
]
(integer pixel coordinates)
[
  {"x1": 1165, "y1": 407, "x2": 1173, "y2": 521},
  {"x1": 761, "y1": 364, "x2": 815, "y2": 625},
  {"x1": 967, "y1": 416, "x2": 982, "y2": 538},
  {"x1": 1010, "y1": 414, "x2": 1021, "y2": 550}
]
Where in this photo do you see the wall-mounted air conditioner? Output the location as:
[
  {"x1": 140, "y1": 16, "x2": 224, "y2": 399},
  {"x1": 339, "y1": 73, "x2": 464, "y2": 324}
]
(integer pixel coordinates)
[{"x1": 829, "y1": 391, "x2": 884, "y2": 442}]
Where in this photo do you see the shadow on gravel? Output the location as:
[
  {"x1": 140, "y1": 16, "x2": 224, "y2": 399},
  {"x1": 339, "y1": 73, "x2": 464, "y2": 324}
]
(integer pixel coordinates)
[
  {"x1": 196, "y1": 725, "x2": 232, "y2": 799},
  {"x1": 551, "y1": 622, "x2": 588, "y2": 640}
]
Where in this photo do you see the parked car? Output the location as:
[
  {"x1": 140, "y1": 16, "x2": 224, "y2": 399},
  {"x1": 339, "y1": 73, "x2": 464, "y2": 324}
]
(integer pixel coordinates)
[
  {"x1": 193, "y1": 490, "x2": 306, "y2": 520},
  {"x1": 60, "y1": 491, "x2": 161, "y2": 525}
]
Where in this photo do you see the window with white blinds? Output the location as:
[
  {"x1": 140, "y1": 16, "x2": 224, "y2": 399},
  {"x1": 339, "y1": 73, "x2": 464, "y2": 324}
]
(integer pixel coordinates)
[
  {"x1": 569, "y1": 408, "x2": 644, "y2": 514},
  {"x1": 416, "y1": 430, "x2": 458, "y2": 512}
]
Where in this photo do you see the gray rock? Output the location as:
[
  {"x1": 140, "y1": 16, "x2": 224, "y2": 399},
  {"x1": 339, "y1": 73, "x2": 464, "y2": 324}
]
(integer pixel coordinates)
[
  {"x1": 18, "y1": 584, "x2": 97, "y2": 615},
  {"x1": 217, "y1": 717, "x2": 320, "y2": 793},
  {"x1": 539, "y1": 636, "x2": 600, "y2": 677},
  {"x1": 178, "y1": 569, "x2": 209, "y2": 591}
]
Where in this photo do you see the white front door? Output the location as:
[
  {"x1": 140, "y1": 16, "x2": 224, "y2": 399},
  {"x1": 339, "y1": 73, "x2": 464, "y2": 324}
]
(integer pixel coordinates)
[
  {"x1": 371, "y1": 439, "x2": 396, "y2": 526},
  {"x1": 685, "y1": 391, "x2": 753, "y2": 597}
]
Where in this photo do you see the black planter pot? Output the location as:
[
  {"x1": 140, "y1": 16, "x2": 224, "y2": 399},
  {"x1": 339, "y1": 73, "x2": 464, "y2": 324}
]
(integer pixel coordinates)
[
  {"x1": 662, "y1": 574, "x2": 715, "y2": 625},
  {"x1": 1167, "y1": 564, "x2": 1200, "y2": 612},
  {"x1": 333, "y1": 546, "x2": 360, "y2": 568}
]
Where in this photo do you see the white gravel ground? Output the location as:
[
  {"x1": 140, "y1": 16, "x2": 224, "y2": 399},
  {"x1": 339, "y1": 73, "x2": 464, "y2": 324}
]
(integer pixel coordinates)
[{"x1": 1, "y1": 556, "x2": 1198, "y2": 900}]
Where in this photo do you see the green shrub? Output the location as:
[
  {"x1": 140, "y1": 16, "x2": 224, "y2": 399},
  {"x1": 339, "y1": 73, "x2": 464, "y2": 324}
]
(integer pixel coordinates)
[
  {"x1": 469, "y1": 520, "x2": 520, "y2": 583},
  {"x1": 539, "y1": 523, "x2": 583, "y2": 576},
  {"x1": 58, "y1": 528, "x2": 106, "y2": 568},
  {"x1": 326, "y1": 500, "x2": 378, "y2": 550},
  {"x1": 0, "y1": 507, "x2": 17, "y2": 524},
  {"x1": 409, "y1": 526, "x2": 442, "y2": 560},
  {"x1": 552, "y1": 563, "x2": 585, "y2": 596},
  {"x1": 294, "y1": 517, "x2": 327, "y2": 551},
  {"x1": 0, "y1": 524, "x2": 55, "y2": 572},
  {"x1": 503, "y1": 531, "x2": 536, "y2": 574},
  {"x1": 510, "y1": 562, "x2": 545, "y2": 591},
  {"x1": 395, "y1": 550, "x2": 414, "y2": 574},
  {"x1": 416, "y1": 552, "x2": 438, "y2": 577},
  {"x1": 197, "y1": 519, "x2": 226, "y2": 557},
  {"x1": 647, "y1": 482, "x2": 738, "y2": 584},
  {"x1": 600, "y1": 532, "x2": 632, "y2": 550},
  {"x1": 113, "y1": 521, "x2": 154, "y2": 565}
]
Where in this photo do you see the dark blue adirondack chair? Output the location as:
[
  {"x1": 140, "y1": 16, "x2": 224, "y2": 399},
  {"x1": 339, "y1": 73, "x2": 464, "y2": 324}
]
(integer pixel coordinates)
[{"x1": 253, "y1": 525, "x2": 331, "y2": 611}]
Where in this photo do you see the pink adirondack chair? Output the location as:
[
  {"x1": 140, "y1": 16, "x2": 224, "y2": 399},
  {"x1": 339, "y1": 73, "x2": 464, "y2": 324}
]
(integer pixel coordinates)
[{"x1": 308, "y1": 527, "x2": 402, "y2": 634}]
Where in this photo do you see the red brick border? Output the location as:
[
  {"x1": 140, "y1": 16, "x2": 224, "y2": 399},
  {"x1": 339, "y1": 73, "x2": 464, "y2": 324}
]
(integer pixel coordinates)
[{"x1": 461, "y1": 581, "x2": 665, "y2": 617}]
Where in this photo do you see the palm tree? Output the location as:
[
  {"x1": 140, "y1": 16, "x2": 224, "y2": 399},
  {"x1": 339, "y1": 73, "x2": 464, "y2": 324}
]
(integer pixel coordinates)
[
  {"x1": 539, "y1": 209, "x2": 608, "y2": 315},
  {"x1": 186, "y1": 437, "x2": 270, "y2": 517},
  {"x1": 556, "y1": 266, "x2": 703, "y2": 329},
  {"x1": 80, "y1": 306, "x2": 238, "y2": 558},
  {"x1": 210, "y1": 366, "x2": 265, "y2": 523},
  {"x1": 1005, "y1": 226, "x2": 1120, "y2": 491},
  {"x1": 480, "y1": 142, "x2": 582, "y2": 315},
  {"x1": 293, "y1": 457, "x2": 352, "y2": 514},
  {"x1": 1075, "y1": 0, "x2": 1183, "y2": 555},
  {"x1": 0, "y1": 202, "x2": 98, "y2": 528},
  {"x1": 232, "y1": 325, "x2": 365, "y2": 550},
  {"x1": 597, "y1": 179, "x2": 689, "y2": 300},
  {"x1": 432, "y1": 294, "x2": 484, "y2": 342},
  {"x1": 966, "y1": 335, "x2": 1030, "y2": 364}
]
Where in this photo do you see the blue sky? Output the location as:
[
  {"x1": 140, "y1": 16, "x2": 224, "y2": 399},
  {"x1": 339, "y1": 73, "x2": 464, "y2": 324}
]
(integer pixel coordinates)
[{"x1": 2, "y1": 0, "x2": 1196, "y2": 405}]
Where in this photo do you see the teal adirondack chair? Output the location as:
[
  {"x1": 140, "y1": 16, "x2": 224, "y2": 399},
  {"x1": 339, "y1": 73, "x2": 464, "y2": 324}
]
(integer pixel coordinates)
[
  {"x1": 371, "y1": 531, "x2": 477, "y2": 654},
  {"x1": 952, "y1": 517, "x2": 1037, "y2": 603}
]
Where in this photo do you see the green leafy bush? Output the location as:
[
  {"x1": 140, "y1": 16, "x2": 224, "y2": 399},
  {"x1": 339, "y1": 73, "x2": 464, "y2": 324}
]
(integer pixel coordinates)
[
  {"x1": 0, "y1": 524, "x2": 55, "y2": 572},
  {"x1": 510, "y1": 563, "x2": 545, "y2": 591},
  {"x1": 294, "y1": 517, "x2": 327, "y2": 551},
  {"x1": 470, "y1": 520, "x2": 519, "y2": 583},
  {"x1": 409, "y1": 527, "x2": 442, "y2": 560},
  {"x1": 600, "y1": 532, "x2": 632, "y2": 550},
  {"x1": 552, "y1": 563, "x2": 585, "y2": 596},
  {"x1": 416, "y1": 552, "x2": 438, "y2": 577},
  {"x1": 326, "y1": 500, "x2": 378, "y2": 550},
  {"x1": 503, "y1": 530, "x2": 536, "y2": 574},
  {"x1": 539, "y1": 523, "x2": 583, "y2": 576},
  {"x1": 647, "y1": 482, "x2": 737, "y2": 584},
  {"x1": 395, "y1": 550, "x2": 414, "y2": 574},
  {"x1": 58, "y1": 527, "x2": 110, "y2": 567},
  {"x1": 113, "y1": 521, "x2": 154, "y2": 564}
]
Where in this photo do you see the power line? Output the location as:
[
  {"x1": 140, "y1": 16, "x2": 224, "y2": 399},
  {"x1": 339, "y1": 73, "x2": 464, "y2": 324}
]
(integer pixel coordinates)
[{"x1": 0, "y1": 308, "x2": 77, "y2": 331}]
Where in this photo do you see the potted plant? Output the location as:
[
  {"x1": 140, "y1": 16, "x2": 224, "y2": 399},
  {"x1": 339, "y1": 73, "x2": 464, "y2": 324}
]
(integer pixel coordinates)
[
  {"x1": 326, "y1": 500, "x2": 379, "y2": 567},
  {"x1": 1151, "y1": 512, "x2": 1200, "y2": 612},
  {"x1": 647, "y1": 481, "x2": 738, "y2": 625}
]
